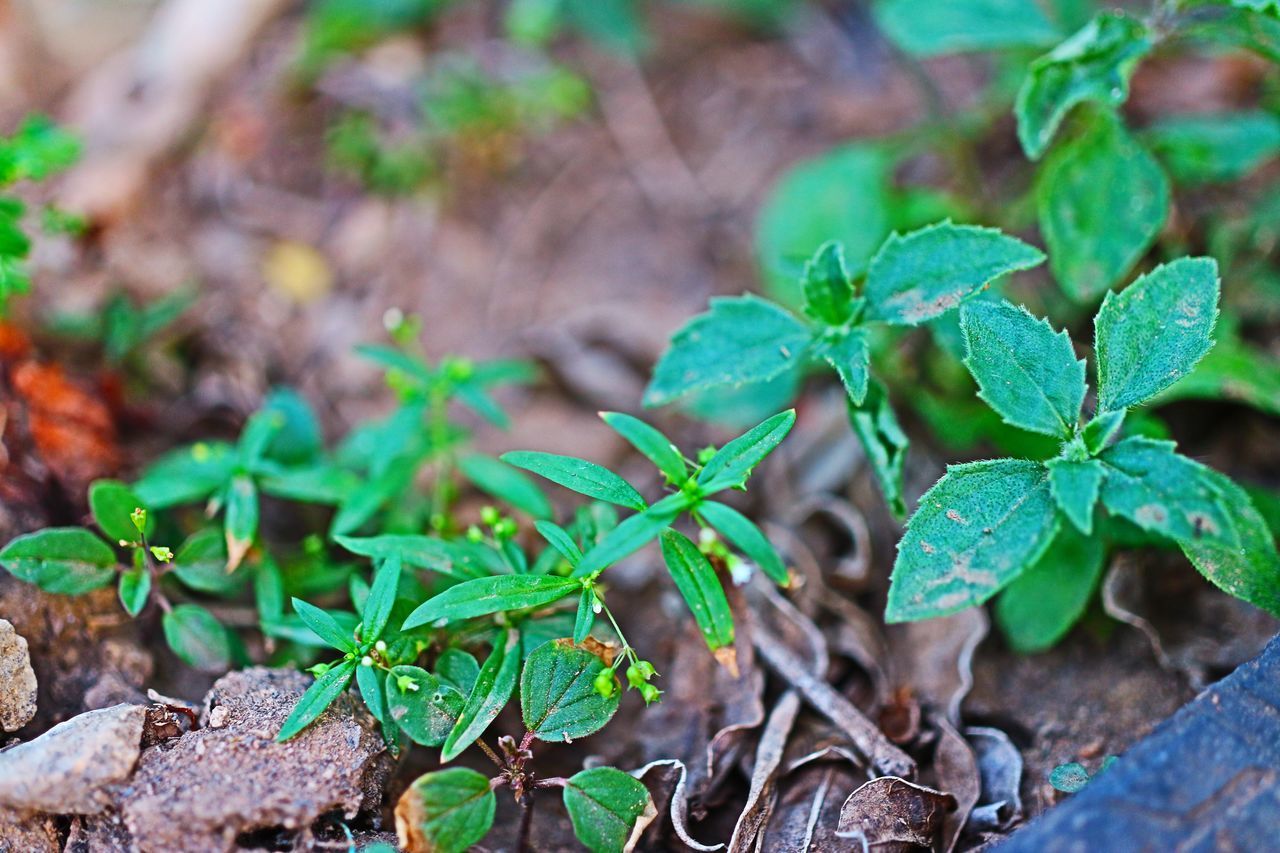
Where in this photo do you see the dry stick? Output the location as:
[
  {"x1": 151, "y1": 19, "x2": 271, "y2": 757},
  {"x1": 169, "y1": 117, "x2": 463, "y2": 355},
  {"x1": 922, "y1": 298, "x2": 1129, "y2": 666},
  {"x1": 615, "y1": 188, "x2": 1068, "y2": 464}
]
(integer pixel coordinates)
[{"x1": 752, "y1": 627, "x2": 916, "y2": 779}]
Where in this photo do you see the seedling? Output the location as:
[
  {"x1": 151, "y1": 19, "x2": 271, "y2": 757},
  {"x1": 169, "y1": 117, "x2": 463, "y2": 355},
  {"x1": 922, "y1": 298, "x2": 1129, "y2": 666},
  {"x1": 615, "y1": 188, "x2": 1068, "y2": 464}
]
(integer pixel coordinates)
[
  {"x1": 646, "y1": 222, "x2": 1044, "y2": 515},
  {"x1": 886, "y1": 258, "x2": 1280, "y2": 644},
  {"x1": 1050, "y1": 756, "x2": 1117, "y2": 793}
]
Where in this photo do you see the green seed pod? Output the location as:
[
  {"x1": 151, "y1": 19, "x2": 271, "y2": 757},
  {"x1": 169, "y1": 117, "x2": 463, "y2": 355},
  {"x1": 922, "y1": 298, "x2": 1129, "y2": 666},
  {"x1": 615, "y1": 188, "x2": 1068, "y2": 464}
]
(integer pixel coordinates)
[
  {"x1": 625, "y1": 664, "x2": 645, "y2": 689},
  {"x1": 635, "y1": 660, "x2": 657, "y2": 680},
  {"x1": 639, "y1": 683, "x2": 662, "y2": 705},
  {"x1": 593, "y1": 670, "x2": 616, "y2": 699}
]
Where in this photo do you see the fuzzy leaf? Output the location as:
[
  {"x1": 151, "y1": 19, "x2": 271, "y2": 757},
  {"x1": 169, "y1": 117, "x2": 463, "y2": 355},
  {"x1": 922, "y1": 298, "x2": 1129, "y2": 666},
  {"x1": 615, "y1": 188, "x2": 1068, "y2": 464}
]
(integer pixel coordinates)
[
  {"x1": 276, "y1": 658, "x2": 357, "y2": 741},
  {"x1": 521, "y1": 639, "x2": 620, "y2": 741},
  {"x1": 600, "y1": 412, "x2": 687, "y2": 484},
  {"x1": 89, "y1": 480, "x2": 151, "y2": 543},
  {"x1": 1016, "y1": 12, "x2": 1152, "y2": 159},
  {"x1": 698, "y1": 500, "x2": 788, "y2": 585},
  {"x1": 563, "y1": 767, "x2": 653, "y2": 853},
  {"x1": 1179, "y1": 469, "x2": 1280, "y2": 618},
  {"x1": 1145, "y1": 110, "x2": 1280, "y2": 185},
  {"x1": 644, "y1": 296, "x2": 814, "y2": 407},
  {"x1": 697, "y1": 409, "x2": 796, "y2": 493},
  {"x1": 801, "y1": 241, "x2": 855, "y2": 325},
  {"x1": 659, "y1": 529, "x2": 735, "y2": 652},
  {"x1": 847, "y1": 380, "x2": 910, "y2": 519},
  {"x1": 863, "y1": 222, "x2": 1045, "y2": 326},
  {"x1": 1098, "y1": 438, "x2": 1237, "y2": 545},
  {"x1": 887, "y1": 459, "x2": 1059, "y2": 622},
  {"x1": 961, "y1": 299, "x2": 1085, "y2": 437},
  {"x1": 385, "y1": 665, "x2": 465, "y2": 747},
  {"x1": 402, "y1": 574, "x2": 580, "y2": 630},
  {"x1": 995, "y1": 524, "x2": 1107, "y2": 653},
  {"x1": 457, "y1": 453, "x2": 553, "y2": 520},
  {"x1": 0, "y1": 527, "x2": 116, "y2": 594},
  {"x1": 162, "y1": 604, "x2": 233, "y2": 673},
  {"x1": 1037, "y1": 108, "x2": 1169, "y2": 302},
  {"x1": 441, "y1": 630, "x2": 520, "y2": 761},
  {"x1": 875, "y1": 0, "x2": 1061, "y2": 56},
  {"x1": 814, "y1": 329, "x2": 870, "y2": 406},
  {"x1": 1047, "y1": 457, "x2": 1104, "y2": 534},
  {"x1": 396, "y1": 768, "x2": 496, "y2": 853},
  {"x1": 1095, "y1": 258, "x2": 1219, "y2": 412},
  {"x1": 502, "y1": 451, "x2": 647, "y2": 510}
]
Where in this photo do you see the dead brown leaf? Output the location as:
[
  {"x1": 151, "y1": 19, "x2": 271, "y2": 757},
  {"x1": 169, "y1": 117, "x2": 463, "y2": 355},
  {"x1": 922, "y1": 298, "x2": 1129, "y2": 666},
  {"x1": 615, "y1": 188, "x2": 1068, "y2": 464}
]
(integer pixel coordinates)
[{"x1": 836, "y1": 777, "x2": 956, "y2": 852}]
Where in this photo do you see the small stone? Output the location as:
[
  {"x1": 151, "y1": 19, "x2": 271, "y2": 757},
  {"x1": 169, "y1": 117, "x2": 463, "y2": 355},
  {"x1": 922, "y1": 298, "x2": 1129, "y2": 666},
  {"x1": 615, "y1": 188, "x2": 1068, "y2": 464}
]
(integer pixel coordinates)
[
  {"x1": 0, "y1": 619, "x2": 37, "y2": 732},
  {"x1": 208, "y1": 705, "x2": 229, "y2": 728}
]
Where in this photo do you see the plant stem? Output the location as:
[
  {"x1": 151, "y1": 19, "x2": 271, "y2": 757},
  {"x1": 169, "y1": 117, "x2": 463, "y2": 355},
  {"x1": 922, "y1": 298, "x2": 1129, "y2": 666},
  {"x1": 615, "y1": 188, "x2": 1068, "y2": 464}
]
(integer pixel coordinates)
[
  {"x1": 476, "y1": 737, "x2": 505, "y2": 770},
  {"x1": 516, "y1": 791, "x2": 534, "y2": 853}
]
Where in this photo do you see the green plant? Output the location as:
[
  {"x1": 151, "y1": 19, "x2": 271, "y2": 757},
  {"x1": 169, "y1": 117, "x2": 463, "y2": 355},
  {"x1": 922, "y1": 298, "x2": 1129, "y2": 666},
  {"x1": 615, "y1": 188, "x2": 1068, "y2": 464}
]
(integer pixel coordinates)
[
  {"x1": 646, "y1": 222, "x2": 1044, "y2": 516},
  {"x1": 45, "y1": 286, "x2": 196, "y2": 368},
  {"x1": 885, "y1": 257, "x2": 1280, "y2": 648},
  {"x1": 1050, "y1": 756, "x2": 1117, "y2": 793}
]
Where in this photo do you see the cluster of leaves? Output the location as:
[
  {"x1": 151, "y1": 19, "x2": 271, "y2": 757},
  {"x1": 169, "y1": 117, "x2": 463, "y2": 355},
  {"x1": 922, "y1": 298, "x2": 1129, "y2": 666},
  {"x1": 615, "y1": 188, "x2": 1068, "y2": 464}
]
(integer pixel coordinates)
[{"x1": 44, "y1": 285, "x2": 196, "y2": 369}]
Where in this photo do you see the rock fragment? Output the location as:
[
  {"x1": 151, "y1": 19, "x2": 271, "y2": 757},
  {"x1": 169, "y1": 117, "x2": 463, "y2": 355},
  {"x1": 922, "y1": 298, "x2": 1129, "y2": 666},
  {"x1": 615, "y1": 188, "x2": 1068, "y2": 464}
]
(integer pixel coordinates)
[{"x1": 0, "y1": 619, "x2": 37, "y2": 732}]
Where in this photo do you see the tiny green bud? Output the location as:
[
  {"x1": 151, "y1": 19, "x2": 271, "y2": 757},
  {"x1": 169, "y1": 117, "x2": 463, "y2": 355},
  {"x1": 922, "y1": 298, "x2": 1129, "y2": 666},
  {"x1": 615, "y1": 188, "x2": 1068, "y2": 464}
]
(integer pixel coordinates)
[
  {"x1": 360, "y1": 655, "x2": 374, "y2": 667},
  {"x1": 307, "y1": 662, "x2": 331, "y2": 677},
  {"x1": 192, "y1": 442, "x2": 211, "y2": 462},
  {"x1": 494, "y1": 518, "x2": 517, "y2": 539},
  {"x1": 593, "y1": 670, "x2": 616, "y2": 699},
  {"x1": 149, "y1": 546, "x2": 173, "y2": 563},
  {"x1": 130, "y1": 507, "x2": 147, "y2": 535},
  {"x1": 375, "y1": 640, "x2": 387, "y2": 652},
  {"x1": 639, "y1": 683, "x2": 662, "y2": 705},
  {"x1": 466, "y1": 525, "x2": 484, "y2": 543},
  {"x1": 697, "y1": 445, "x2": 717, "y2": 465},
  {"x1": 480, "y1": 505, "x2": 501, "y2": 527},
  {"x1": 626, "y1": 664, "x2": 645, "y2": 689},
  {"x1": 635, "y1": 660, "x2": 657, "y2": 680},
  {"x1": 396, "y1": 674, "x2": 420, "y2": 693}
]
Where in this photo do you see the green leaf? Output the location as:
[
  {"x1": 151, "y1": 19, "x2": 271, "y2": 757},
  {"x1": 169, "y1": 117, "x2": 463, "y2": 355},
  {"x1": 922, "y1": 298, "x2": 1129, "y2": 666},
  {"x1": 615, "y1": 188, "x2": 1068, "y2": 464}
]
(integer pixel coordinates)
[
  {"x1": 88, "y1": 480, "x2": 150, "y2": 543},
  {"x1": 336, "y1": 534, "x2": 494, "y2": 580},
  {"x1": 1154, "y1": 319, "x2": 1280, "y2": 416},
  {"x1": 863, "y1": 222, "x2": 1045, "y2": 326},
  {"x1": 162, "y1": 604, "x2": 233, "y2": 672},
  {"x1": 260, "y1": 387, "x2": 324, "y2": 465},
  {"x1": 292, "y1": 597, "x2": 357, "y2": 652},
  {"x1": 536, "y1": 520, "x2": 583, "y2": 567},
  {"x1": 0, "y1": 527, "x2": 116, "y2": 594},
  {"x1": 1098, "y1": 438, "x2": 1237, "y2": 545},
  {"x1": 600, "y1": 412, "x2": 687, "y2": 484},
  {"x1": 1016, "y1": 12, "x2": 1153, "y2": 159},
  {"x1": 573, "y1": 493, "x2": 688, "y2": 577},
  {"x1": 1047, "y1": 457, "x2": 1104, "y2": 535},
  {"x1": 501, "y1": 451, "x2": 647, "y2": 511},
  {"x1": 435, "y1": 649, "x2": 481, "y2": 695},
  {"x1": 256, "y1": 464, "x2": 357, "y2": 505},
  {"x1": 356, "y1": 663, "x2": 396, "y2": 749},
  {"x1": 697, "y1": 409, "x2": 796, "y2": 493},
  {"x1": 396, "y1": 768, "x2": 496, "y2": 853},
  {"x1": 800, "y1": 241, "x2": 855, "y2": 325},
  {"x1": 1179, "y1": 469, "x2": 1280, "y2": 618},
  {"x1": 697, "y1": 500, "x2": 788, "y2": 585},
  {"x1": 457, "y1": 453, "x2": 554, "y2": 520},
  {"x1": 1082, "y1": 409, "x2": 1126, "y2": 455},
  {"x1": 1050, "y1": 762, "x2": 1093, "y2": 793},
  {"x1": 1095, "y1": 258, "x2": 1219, "y2": 412},
  {"x1": 118, "y1": 567, "x2": 151, "y2": 617},
  {"x1": 361, "y1": 554, "x2": 402, "y2": 641},
  {"x1": 276, "y1": 658, "x2": 358, "y2": 741},
  {"x1": 1037, "y1": 108, "x2": 1169, "y2": 302},
  {"x1": 520, "y1": 639, "x2": 620, "y2": 741},
  {"x1": 563, "y1": 767, "x2": 652, "y2": 853},
  {"x1": 659, "y1": 529, "x2": 735, "y2": 652},
  {"x1": 1145, "y1": 110, "x2": 1280, "y2": 185},
  {"x1": 441, "y1": 630, "x2": 520, "y2": 761},
  {"x1": 224, "y1": 475, "x2": 258, "y2": 571},
  {"x1": 574, "y1": 587, "x2": 596, "y2": 643},
  {"x1": 644, "y1": 296, "x2": 813, "y2": 407},
  {"x1": 402, "y1": 574, "x2": 580, "y2": 630},
  {"x1": 237, "y1": 408, "x2": 284, "y2": 466},
  {"x1": 132, "y1": 442, "x2": 235, "y2": 508},
  {"x1": 813, "y1": 329, "x2": 870, "y2": 406},
  {"x1": 847, "y1": 381, "x2": 910, "y2": 519},
  {"x1": 875, "y1": 0, "x2": 1061, "y2": 56},
  {"x1": 384, "y1": 665, "x2": 465, "y2": 747},
  {"x1": 960, "y1": 299, "x2": 1085, "y2": 437},
  {"x1": 886, "y1": 459, "x2": 1059, "y2": 622},
  {"x1": 995, "y1": 524, "x2": 1107, "y2": 653},
  {"x1": 170, "y1": 528, "x2": 241, "y2": 595},
  {"x1": 1180, "y1": 4, "x2": 1280, "y2": 64}
]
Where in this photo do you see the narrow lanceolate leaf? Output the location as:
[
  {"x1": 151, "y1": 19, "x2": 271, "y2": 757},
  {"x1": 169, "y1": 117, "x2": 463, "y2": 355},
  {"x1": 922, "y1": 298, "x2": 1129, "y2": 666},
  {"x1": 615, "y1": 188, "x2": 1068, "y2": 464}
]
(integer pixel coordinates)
[
  {"x1": 1179, "y1": 469, "x2": 1280, "y2": 619},
  {"x1": 563, "y1": 767, "x2": 653, "y2": 853},
  {"x1": 356, "y1": 664, "x2": 396, "y2": 749},
  {"x1": 1037, "y1": 108, "x2": 1169, "y2": 302},
  {"x1": 1145, "y1": 110, "x2": 1280, "y2": 185},
  {"x1": 224, "y1": 475, "x2": 258, "y2": 571},
  {"x1": 384, "y1": 665, "x2": 465, "y2": 747},
  {"x1": 162, "y1": 604, "x2": 233, "y2": 673},
  {"x1": 521, "y1": 640, "x2": 620, "y2": 742},
  {"x1": 698, "y1": 500, "x2": 788, "y2": 585},
  {"x1": 659, "y1": 530, "x2": 735, "y2": 652},
  {"x1": 644, "y1": 296, "x2": 814, "y2": 407},
  {"x1": 277, "y1": 658, "x2": 358, "y2": 741},
  {"x1": 1095, "y1": 258, "x2": 1219, "y2": 412},
  {"x1": 501, "y1": 451, "x2": 647, "y2": 511},
  {"x1": 361, "y1": 554, "x2": 403, "y2": 641},
  {"x1": 862, "y1": 222, "x2": 1045, "y2": 327},
  {"x1": 1047, "y1": 457, "x2": 1104, "y2": 534},
  {"x1": 292, "y1": 597, "x2": 357, "y2": 652},
  {"x1": 402, "y1": 575, "x2": 579, "y2": 630},
  {"x1": 573, "y1": 493, "x2": 689, "y2": 578},
  {"x1": 814, "y1": 329, "x2": 870, "y2": 406},
  {"x1": 1098, "y1": 438, "x2": 1237, "y2": 545},
  {"x1": 89, "y1": 480, "x2": 151, "y2": 543},
  {"x1": 996, "y1": 524, "x2": 1107, "y2": 653},
  {"x1": 600, "y1": 412, "x2": 687, "y2": 485},
  {"x1": 395, "y1": 768, "x2": 496, "y2": 853},
  {"x1": 875, "y1": 0, "x2": 1061, "y2": 57},
  {"x1": 1016, "y1": 12, "x2": 1153, "y2": 159},
  {"x1": 697, "y1": 409, "x2": 796, "y2": 493},
  {"x1": 441, "y1": 630, "x2": 520, "y2": 762},
  {"x1": 457, "y1": 453, "x2": 553, "y2": 520},
  {"x1": 801, "y1": 241, "x2": 855, "y2": 325},
  {"x1": 847, "y1": 381, "x2": 909, "y2": 519},
  {"x1": 0, "y1": 528, "x2": 116, "y2": 595},
  {"x1": 886, "y1": 459, "x2": 1059, "y2": 622},
  {"x1": 336, "y1": 535, "x2": 493, "y2": 580},
  {"x1": 536, "y1": 520, "x2": 583, "y2": 566},
  {"x1": 574, "y1": 588, "x2": 596, "y2": 644}
]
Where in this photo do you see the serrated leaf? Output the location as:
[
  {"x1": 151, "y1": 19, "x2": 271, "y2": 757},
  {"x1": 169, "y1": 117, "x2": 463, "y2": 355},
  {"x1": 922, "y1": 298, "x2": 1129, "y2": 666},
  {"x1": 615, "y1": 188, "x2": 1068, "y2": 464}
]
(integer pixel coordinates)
[
  {"x1": 361, "y1": 554, "x2": 402, "y2": 641},
  {"x1": 520, "y1": 639, "x2": 620, "y2": 741},
  {"x1": 572, "y1": 494, "x2": 687, "y2": 578},
  {"x1": 960, "y1": 299, "x2": 1085, "y2": 437},
  {"x1": 875, "y1": 0, "x2": 1061, "y2": 56},
  {"x1": 1179, "y1": 469, "x2": 1280, "y2": 618},
  {"x1": 276, "y1": 658, "x2": 358, "y2": 741},
  {"x1": 600, "y1": 412, "x2": 687, "y2": 484},
  {"x1": 1095, "y1": 258, "x2": 1219, "y2": 412},
  {"x1": 224, "y1": 475, "x2": 258, "y2": 571},
  {"x1": 132, "y1": 442, "x2": 235, "y2": 508},
  {"x1": 89, "y1": 480, "x2": 150, "y2": 543},
  {"x1": 1016, "y1": 12, "x2": 1153, "y2": 159},
  {"x1": 644, "y1": 296, "x2": 814, "y2": 407},
  {"x1": 847, "y1": 380, "x2": 909, "y2": 519},
  {"x1": 118, "y1": 567, "x2": 151, "y2": 617},
  {"x1": 336, "y1": 534, "x2": 495, "y2": 580},
  {"x1": 441, "y1": 630, "x2": 520, "y2": 761},
  {"x1": 1037, "y1": 108, "x2": 1169, "y2": 302},
  {"x1": 697, "y1": 409, "x2": 796, "y2": 493},
  {"x1": 887, "y1": 459, "x2": 1059, "y2": 622},
  {"x1": 1047, "y1": 457, "x2": 1104, "y2": 534},
  {"x1": 291, "y1": 597, "x2": 357, "y2": 652},
  {"x1": 162, "y1": 604, "x2": 233, "y2": 672},
  {"x1": 402, "y1": 574, "x2": 579, "y2": 630},
  {"x1": 563, "y1": 767, "x2": 652, "y2": 853},
  {"x1": 1082, "y1": 409, "x2": 1125, "y2": 455},
  {"x1": 1098, "y1": 437, "x2": 1237, "y2": 545},
  {"x1": 435, "y1": 648, "x2": 481, "y2": 695},
  {"x1": 814, "y1": 329, "x2": 870, "y2": 406},
  {"x1": 396, "y1": 768, "x2": 496, "y2": 853},
  {"x1": 697, "y1": 500, "x2": 788, "y2": 585},
  {"x1": 1145, "y1": 110, "x2": 1280, "y2": 185},
  {"x1": 863, "y1": 222, "x2": 1045, "y2": 326},
  {"x1": 0, "y1": 527, "x2": 116, "y2": 594},
  {"x1": 801, "y1": 241, "x2": 855, "y2": 325},
  {"x1": 502, "y1": 451, "x2": 647, "y2": 510},
  {"x1": 995, "y1": 523, "x2": 1107, "y2": 653},
  {"x1": 659, "y1": 529, "x2": 735, "y2": 652},
  {"x1": 384, "y1": 665, "x2": 465, "y2": 746},
  {"x1": 457, "y1": 453, "x2": 553, "y2": 520}
]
